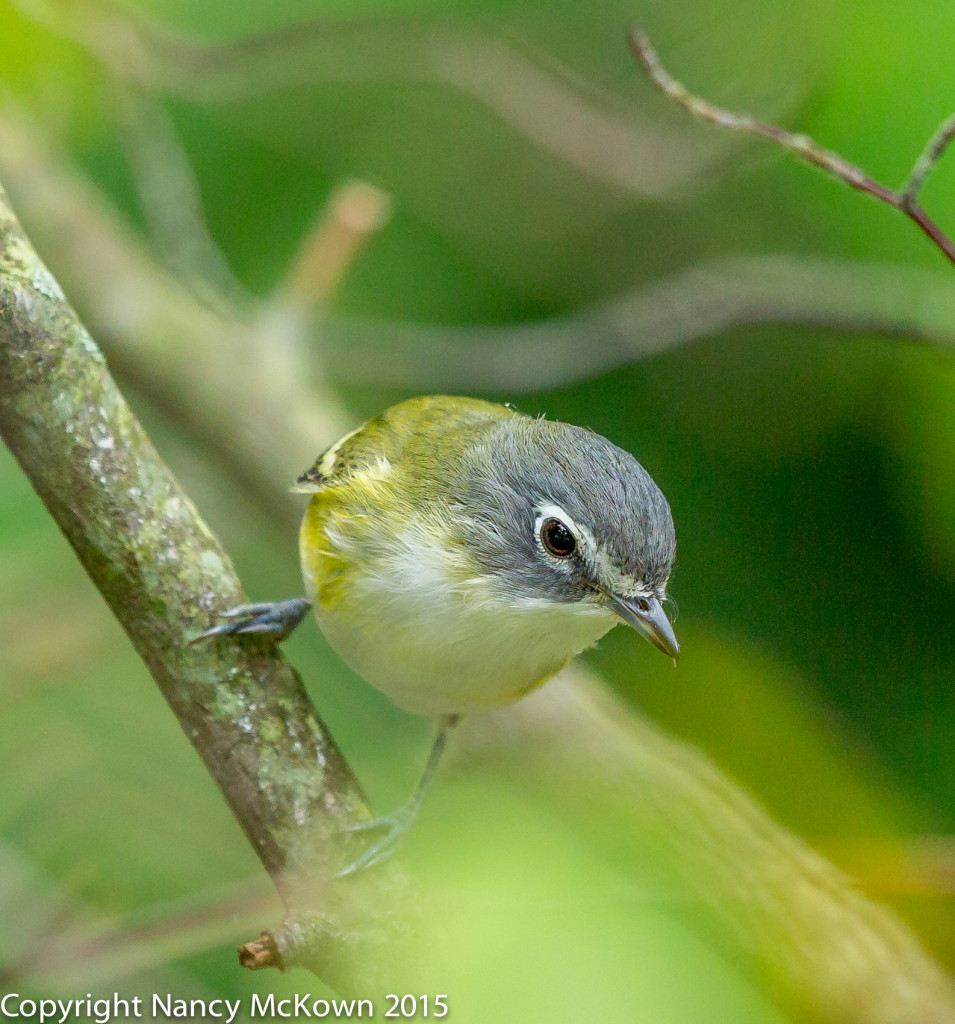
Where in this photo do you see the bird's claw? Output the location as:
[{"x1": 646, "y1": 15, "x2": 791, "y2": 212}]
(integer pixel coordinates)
[
  {"x1": 188, "y1": 598, "x2": 312, "y2": 645},
  {"x1": 332, "y1": 805, "x2": 419, "y2": 878}
]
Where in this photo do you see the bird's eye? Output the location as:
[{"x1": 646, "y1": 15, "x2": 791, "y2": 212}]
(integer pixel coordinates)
[{"x1": 540, "y1": 518, "x2": 576, "y2": 557}]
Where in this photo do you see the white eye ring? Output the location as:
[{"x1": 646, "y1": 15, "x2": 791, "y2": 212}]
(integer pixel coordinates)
[{"x1": 535, "y1": 504, "x2": 582, "y2": 561}]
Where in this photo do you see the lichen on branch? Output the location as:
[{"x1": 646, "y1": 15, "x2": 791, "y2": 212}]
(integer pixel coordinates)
[{"x1": 0, "y1": 178, "x2": 404, "y2": 992}]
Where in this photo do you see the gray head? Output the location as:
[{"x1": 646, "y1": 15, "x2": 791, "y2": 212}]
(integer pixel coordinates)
[{"x1": 455, "y1": 416, "x2": 679, "y2": 660}]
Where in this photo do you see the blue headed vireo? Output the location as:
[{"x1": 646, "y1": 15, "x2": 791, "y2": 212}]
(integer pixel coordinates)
[{"x1": 195, "y1": 395, "x2": 678, "y2": 873}]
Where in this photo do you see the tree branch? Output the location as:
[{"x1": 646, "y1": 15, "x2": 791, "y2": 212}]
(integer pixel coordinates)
[
  {"x1": 0, "y1": 178, "x2": 408, "y2": 991},
  {"x1": 457, "y1": 668, "x2": 955, "y2": 1024},
  {"x1": 318, "y1": 255, "x2": 955, "y2": 390},
  {"x1": 629, "y1": 27, "x2": 955, "y2": 267}
]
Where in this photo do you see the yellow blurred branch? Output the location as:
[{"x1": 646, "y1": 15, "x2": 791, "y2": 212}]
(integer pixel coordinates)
[
  {"x1": 458, "y1": 667, "x2": 955, "y2": 1024},
  {"x1": 279, "y1": 180, "x2": 392, "y2": 310}
]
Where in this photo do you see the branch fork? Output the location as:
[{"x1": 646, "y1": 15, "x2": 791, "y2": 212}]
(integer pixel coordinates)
[{"x1": 630, "y1": 27, "x2": 955, "y2": 266}]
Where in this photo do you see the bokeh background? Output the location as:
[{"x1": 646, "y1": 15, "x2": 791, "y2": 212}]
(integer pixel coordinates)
[{"x1": 2, "y1": 0, "x2": 955, "y2": 1020}]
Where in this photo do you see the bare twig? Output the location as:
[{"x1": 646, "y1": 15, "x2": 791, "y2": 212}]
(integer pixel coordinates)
[
  {"x1": 629, "y1": 27, "x2": 955, "y2": 267},
  {"x1": 110, "y1": 83, "x2": 246, "y2": 306},
  {"x1": 901, "y1": 111, "x2": 955, "y2": 205},
  {"x1": 237, "y1": 931, "x2": 283, "y2": 971},
  {"x1": 279, "y1": 181, "x2": 392, "y2": 309}
]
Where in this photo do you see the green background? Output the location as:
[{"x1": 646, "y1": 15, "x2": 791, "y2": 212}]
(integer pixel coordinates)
[{"x1": 2, "y1": 0, "x2": 955, "y2": 1019}]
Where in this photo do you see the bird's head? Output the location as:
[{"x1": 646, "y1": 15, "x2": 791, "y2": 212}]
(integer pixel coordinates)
[{"x1": 453, "y1": 416, "x2": 679, "y2": 661}]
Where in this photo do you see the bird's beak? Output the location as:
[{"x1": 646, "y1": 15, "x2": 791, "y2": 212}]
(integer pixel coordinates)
[{"x1": 608, "y1": 594, "x2": 680, "y2": 663}]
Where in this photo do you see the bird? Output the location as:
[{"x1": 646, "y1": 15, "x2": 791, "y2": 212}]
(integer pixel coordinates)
[{"x1": 193, "y1": 395, "x2": 678, "y2": 874}]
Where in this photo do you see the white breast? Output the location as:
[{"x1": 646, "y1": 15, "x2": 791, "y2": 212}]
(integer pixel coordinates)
[{"x1": 311, "y1": 520, "x2": 618, "y2": 716}]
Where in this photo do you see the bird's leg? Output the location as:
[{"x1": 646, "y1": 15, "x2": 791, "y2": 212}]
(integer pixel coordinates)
[
  {"x1": 191, "y1": 602, "x2": 457, "y2": 876},
  {"x1": 334, "y1": 714, "x2": 461, "y2": 878},
  {"x1": 188, "y1": 598, "x2": 312, "y2": 645}
]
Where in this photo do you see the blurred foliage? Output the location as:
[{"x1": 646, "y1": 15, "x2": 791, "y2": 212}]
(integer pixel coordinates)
[{"x1": 2, "y1": 0, "x2": 955, "y2": 1019}]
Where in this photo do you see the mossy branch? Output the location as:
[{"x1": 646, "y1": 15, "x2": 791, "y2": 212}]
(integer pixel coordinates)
[{"x1": 0, "y1": 178, "x2": 407, "y2": 992}]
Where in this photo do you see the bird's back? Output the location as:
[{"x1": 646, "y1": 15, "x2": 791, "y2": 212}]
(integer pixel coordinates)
[{"x1": 294, "y1": 395, "x2": 515, "y2": 494}]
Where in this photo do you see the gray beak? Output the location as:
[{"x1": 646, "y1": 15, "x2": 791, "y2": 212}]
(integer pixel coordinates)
[{"x1": 608, "y1": 594, "x2": 680, "y2": 663}]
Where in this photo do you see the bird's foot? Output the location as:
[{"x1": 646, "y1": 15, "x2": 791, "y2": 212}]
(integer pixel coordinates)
[
  {"x1": 331, "y1": 718, "x2": 456, "y2": 878},
  {"x1": 332, "y1": 803, "x2": 419, "y2": 878},
  {"x1": 188, "y1": 598, "x2": 312, "y2": 645}
]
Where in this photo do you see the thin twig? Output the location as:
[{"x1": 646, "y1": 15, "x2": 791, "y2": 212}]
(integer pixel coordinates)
[
  {"x1": 279, "y1": 181, "x2": 392, "y2": 308},
  {"x1": 901, "y1": 111, "x2": 955, "y2": 205},
  {"x1": 110, "y1": 82, "x2": 247, "y2": 308},
  {"x1": 629, "y1": 27, "x2": 955, "y2": 268}
]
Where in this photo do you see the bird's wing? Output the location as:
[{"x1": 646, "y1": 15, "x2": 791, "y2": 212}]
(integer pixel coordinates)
[
  {"x1": 292, "y1": 421, "x2": 379, "y2": 493},
  {"x1": 292, "y1": 396, "x2": 512, "y2": 493}
]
